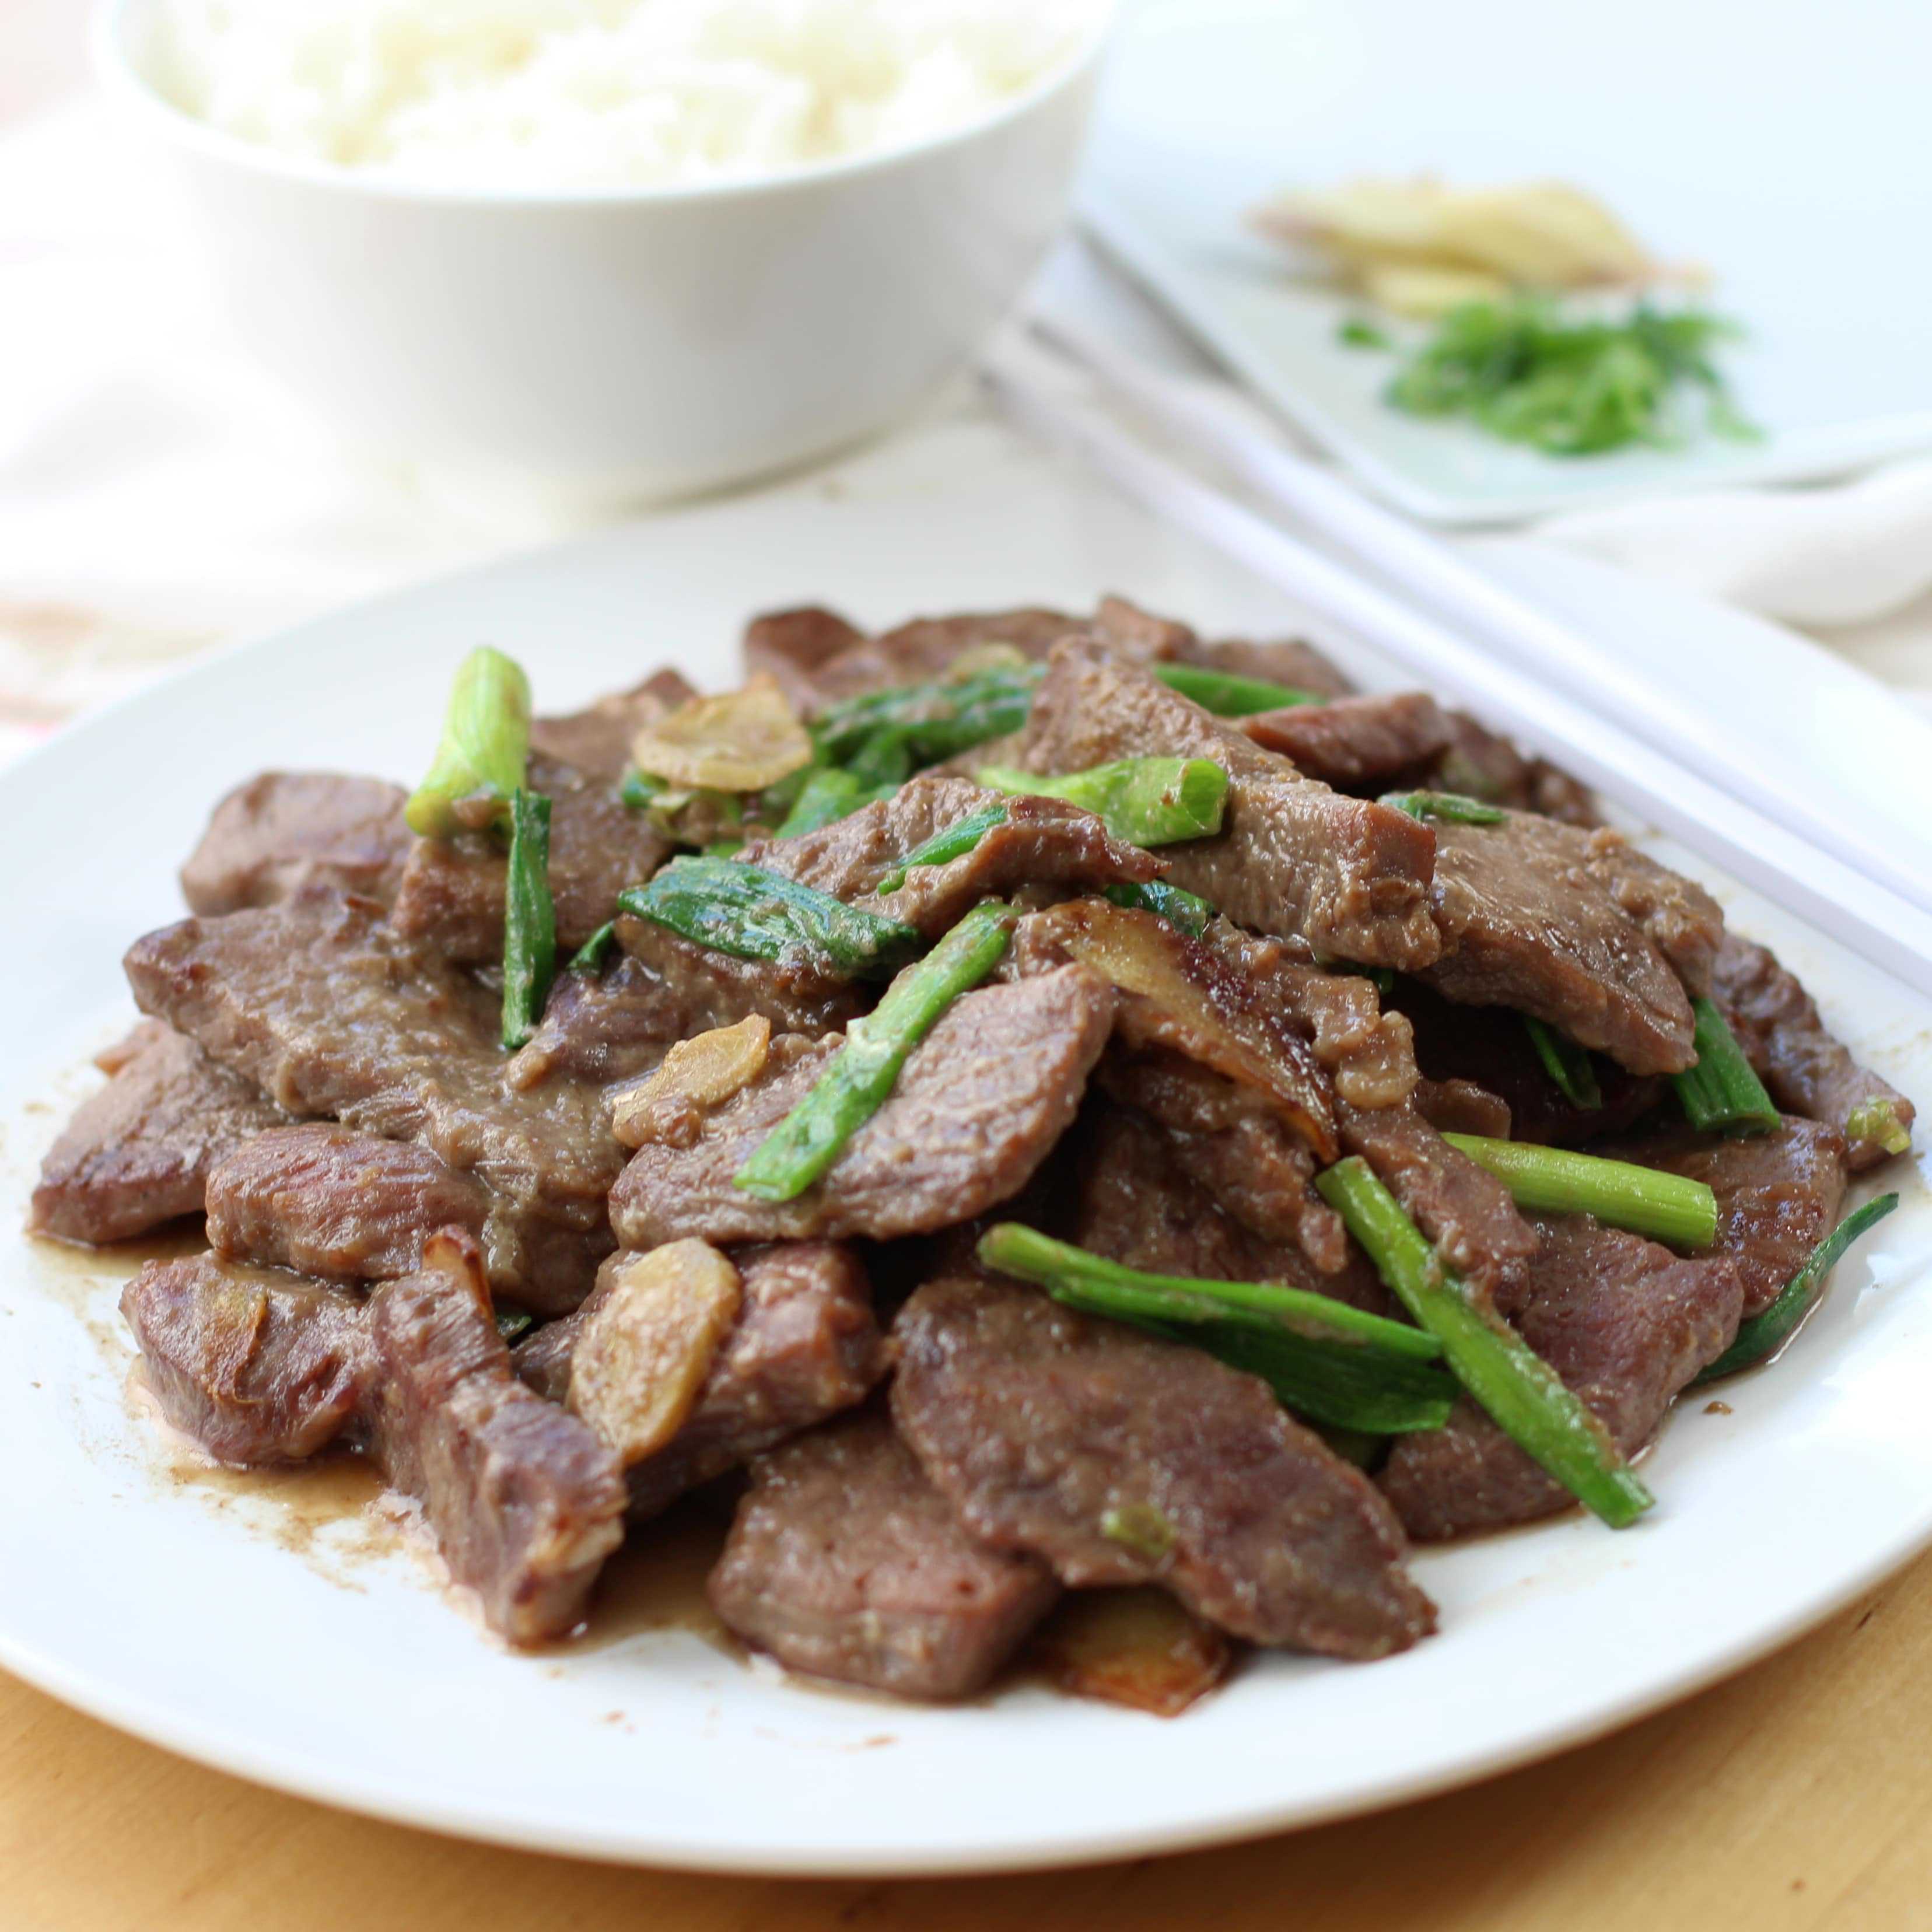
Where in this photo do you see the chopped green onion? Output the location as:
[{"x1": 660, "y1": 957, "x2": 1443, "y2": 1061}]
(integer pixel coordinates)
[
  {"x1": 813, "y1": 663, "x2": 1044, "y2": 770},
  {"x1": 1101, "y1": 880, "x2": 1216, "y2": 936},
  {"x1": 494, "y1": 1307, "x2": 536, "y2": 1343},
  {"x1": 1316, "y1": 1156, "x2": 1654, "y2": 1528},
  {"x1": 1441, "y1": 1133, "x2": 1717, "y2": 1249},
  {"x1": 618, "y1": 768, "x2": 666, "y2": 812},
  {"x1": 618, "y1": 856, "x2": 922, "y2": 981},
  {"x1": 1338, "y1": 317, "x2": 1392, "y2": 351},
  {"x1": 406, "y1": 646, "x2": 531, "y2": 838},
  {"x1": 1524, "y1": 1015, "x2": 1603, "y2": 1110},
  {"x1": 874, "y1": 805, "x2": 1009, "y2": 895},
  {"x1": 500, "y1": 788, "x2": 555, "y2": 1051},
  {"x1": 734, "y1": 900, "x2": 1016, "y2": 1201},
  {"x1": 1846, "y1": 1097, "x2": 1913, "y2": 1161},
  {"x1": 974, "y1": 1222, "x2": 1455, "y2": 1436},
  {"x1": 1696, "y1": 1192, "x2": 1899, "y2": 1383},
  {"x1": 974, "y1": 757, "x2": 1228, "y2": 846},
  {"x1": 774, "y1": 766, "x2": 864, "y2": 837},
  {"x1": 1150, "y1": 662, "x2": 1326, "y2": 716},
  {"x1": 567, "y1": 921, "x2": 618, "y2": 975},
  {"x1": 1381, "y1": 789, "x2": 1508, "y2": 825},
  {"x1": 702, "y1": 839, "x2": 744, "y2": 859},
  {"x1": 1672, "y1": 997, "x2": 1779, "y2": 1135}
]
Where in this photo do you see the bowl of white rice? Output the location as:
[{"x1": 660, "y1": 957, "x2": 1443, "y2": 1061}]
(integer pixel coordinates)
[{"x1": 95, "y1": 0, "x2": 1112, "y2": 493}]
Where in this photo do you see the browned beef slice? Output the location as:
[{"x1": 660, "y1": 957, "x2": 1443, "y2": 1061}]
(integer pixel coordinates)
[
  {"x1": 1242, "y1": 692, "x2": 1455, "y2": 788},
  {"x1": 741, "y1": 606, "x2": 867, "y2": 709},
  {"x1": 390, "y1": 752, "x2": 670, "y2": 962},
  {"x1": 734, "y1": 774, "x2": 1161, "y2": 937},
  {"x1": 1713, "y1": 931, "x2": 1915, "y2": 1172},
  {"x1": 124, "y1": 891, "x2": 620, "y2": 1312},
  {"x1": 609, "y1": 965, "x2": 1114, "y2": 1247},
  {"x1": 893, "y1": 1276, "x2": 1434, "y2": 1656},
  {"x1": 121, "y1": 1253, "x2": 369, "y2": 1464},
  {"x1": 1017, "y1": 636, "x2": 1440, "y2": 970},
  {"x1": 514, "y1": 1241, "x2": 886, "y2": 1518},
  {"x1": 709, "y1": 1412, "x2": 1059, "y2": 1700},
  {"x1": 206, "y1": 1124, "x2": 491, "y2": 1283},
  {"x1": 1416, "y1": 812, "x2": 1715, "y2": 1074},
  {"x1": 365, "y1": 1231, "x2": 625, "y2": 1644},
  {"x1": 1411, "y1": 1077, "x2": 1514, "y2": 1139},
  {"x1": 1092, "y1": 596, "x2": 1357, "y2": 698},
  {"x1": 1600, "y1": 1118, "x2": 1849, "y2": 1318},
  {"x1": 528, "y1": 668, "x2": 695, "y2": 779},
  {"x1": 30, "y1": 1026, "x2": 290, "y2": 1244},
  {"x1": 1379, "y1": 1214, "x2": 1744, "y2": 1540},
  {"x1": 180, "y1": 772, "x2": 413, "y2": 915},
  {"x1": 1423, "y1": 712, "x2": 1598, "y2": 827},
  {"x1": 503, "y1": 916, "x2": 862, "y2": 1091},
  {"x1": 1073, "y1": 1105, "x2": 1391, "y2": 1315},
  {"x1": 760, "y1": 606, "x2": 1078, "y2": 709}
]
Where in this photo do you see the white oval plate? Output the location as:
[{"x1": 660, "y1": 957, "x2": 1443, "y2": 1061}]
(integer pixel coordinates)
[{"x1": 1, "y1": 421, "x2": 1927, "y2": 1874}]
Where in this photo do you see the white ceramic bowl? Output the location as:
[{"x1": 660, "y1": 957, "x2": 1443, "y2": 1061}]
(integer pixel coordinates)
[{"x1": 93, "y1": 0, "x2": 1109, "y2": 496}]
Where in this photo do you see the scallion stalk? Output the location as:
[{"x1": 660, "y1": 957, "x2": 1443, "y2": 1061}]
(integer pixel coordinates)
[
  {"x1": 1441, "y1": 1133, "x2": 1717, "y2": 1248},
  {"x1": 974, "y1": 757, "x2": 1228, "y2": 846},
  {"x1": 407, "y1": 646, "x2": 531, "y2": 838},
  {"x1": 500, "y1": 788, "x2": 555, "y2": 1050},
  {"x1": 1150, "y1": 663, "x2": 1326, "y2": 716},
  {"x1": 1524, "y1": 1015, "x2": 1604, "y2": 1111},
  {"x1": 1672, "y1": 997, "x2": 1779, "y2": 1135}
]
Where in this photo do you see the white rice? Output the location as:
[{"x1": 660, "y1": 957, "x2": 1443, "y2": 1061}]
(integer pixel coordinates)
[{"x1": 140, "y1": 0, "x2": 1106, "y2": 189}]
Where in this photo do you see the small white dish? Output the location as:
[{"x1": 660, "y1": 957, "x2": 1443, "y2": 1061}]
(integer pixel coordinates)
[
  {"x1": 0, "y1": 418, "x2": 1927, "y2": 1873},
  {"x1": 92, "y1": 0, "x2": 1109, "y2": 496}
]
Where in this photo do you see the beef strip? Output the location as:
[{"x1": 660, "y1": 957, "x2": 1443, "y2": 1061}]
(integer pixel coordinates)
[
  {"x1": 609, "y1": 964, "x2": 1114, "y2": 1247},
  {"x1": 390, "y1": 752, "x2": 670, "y2": 962},
  {"x1": 1416, "y1": 811, "x2": 1721, "y2": 1074},
  {"x1": 365, "y1": 1231, "x2": 626, "y2": 1644},
  {"x1": 1091, "y1": 596, "x2": 1358, "y2": 698},
  {"x1": 733, "y1": 774, "x2": 1161, "y2": 937},
  {"x1": 502, "y1": 916, "x2": 862, "y2": 1091},
  {"x1": 528, "y1": 668, "x2": 696, "y2": 779},
  {"x1": 741, "y1": 607, "x2": 868, "y2": 710},
  {"x1": 1379, "y1": 1213, "x2": 1743, "y2": 1539},
  {"x1": 205, "y1": 1124, "x2": 491, "y2": 1283},
  {"x1": 30, "y1": 1024, "x2": 290, "y2": 1244},
  {"x1": 749, "y1": 605, "x2": 1078, "y2": 709},
  {"x1": 1073, "y1": 1104, "x2": 1391, "y2": 1315},
  {"x1": 180, "y1": 772, "x2": 414, "y2": 915},
  {"x1": 1016, "y1": 636, "x2": 1440, "y2": 970},
  {"x1": 892, "y1": 1275, "x2": 1434, "y2": 1657},
  {"x1": 124, "y1": 891, "x2": 621, "y2": 1312},
  {"x1": 513, "y1": 1240, "x2": 885, "y2": 1518},
  {"x1": 1712, "y1": 930, "x2": 1916, "y2": 1171},
  {"x1": 1600, "y1": 1118, "x2": 1849, "y2": 1317},
  {"x1": 709, "y1": 1412, "x2": 1060, "y2": 1700},
  {"x1": 121, "y1": 1252, "x2": 370, "y2": 1464},
  {"x1": 1411, "y1": 1077, "x2": 1514, "y2": 1139},
  {"x1": 1421, "y1": 712, "x2": 1598, "y2": 826},
  {"x1": 1241, "y1": 692, "x2": 1456, "y2": 788}
]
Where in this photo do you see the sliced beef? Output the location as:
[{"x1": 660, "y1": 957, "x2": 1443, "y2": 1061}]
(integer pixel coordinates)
[
  {"x1": 1712, "y1": 931, "x2": 1916, "y2": 1171},
  {"x1": 180, "y1": 772, "x2": 413, "y2": 916},
  {"x1": 1422, "y1": 712, "x2": 1598, "y2": 827},
  {"x1": 741, "y1": 606, "x2": 867, "y2": 710},
  {"x1": 708, "y1": 1412, "x2": 1060, "y2": 1701},
  {"x1": 1416, "y1": 811, "x2": 1718, "y2": 1074},
  {"x1": 1601, "y1": 1118, "x2": 1849, "y2": 1317},
  {"x1": 751, "y1": 605, "x2": 1077, "y2": 709},
  {"x1": 1380, "y1": 1213, "x2": 1743, "y2": 1539},
  {"x1": 503, "y1": 917, "x2": 862, "y2": 1091},
  {"x1": 733, "y1": 774, "x2": 1161, "y2": 937},
  {"x1": 1073, "y1": 1105, "x2": 1391, "y2": 1316},
  {"x1": 1242, "y1": 692, "x2": 1455, "y2": 788},
  {"x1": 1092, "y1": 595, "x2": 1357, "y2": 698},
  {"x1": 124, "y1": 891, "x2": 621, "y2": 1312},
  {"x1": 121, "y1": 1253, "x2": 370, "y2": 1464},
  {"x1": 892, "y1": 1275, "x2": 1435, "y2": 1657},
  {"x1": 365, "y1": 1231, "x2": 625, "y2": 1644},
  {"x1": 390, "y1": 752, "x2": 670, "y2": 963},
  {"x1": 528, "y1": 668, "x2": 696, "y2": 779},
  {"x1": 1412, "y1": 1077, "x2": 1514, "y2": 1139},
  {"x1": 1017, "y1": 636, "x2": 1440, "y2": 970},
  {"x1": 514, "y1": 1241, "x2": 885, "y2": 1518},
  {"x1": 205, "y1": 1124, "x2": 490, "y2": 1283},
  {"x1": 610, "y1": 965, "x2": 1114, "y2": 1247},
  {"x1": 30, "y1": 1024, "x2": 290, "y2": 1244}
]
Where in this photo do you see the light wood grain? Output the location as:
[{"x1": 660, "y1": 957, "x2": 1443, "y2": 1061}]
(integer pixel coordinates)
[{"x1": 4, "y1": 1542, "x2": 1929, "y2": 1932}]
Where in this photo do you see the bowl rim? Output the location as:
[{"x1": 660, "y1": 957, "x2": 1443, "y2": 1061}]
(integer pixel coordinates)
[{"x1": 91, "y1": 0, "x2": 1114, "y2": 209}]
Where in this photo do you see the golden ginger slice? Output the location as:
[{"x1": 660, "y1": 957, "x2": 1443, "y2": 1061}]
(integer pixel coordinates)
[
  {"x1": 628, "y1": 673, "x2": 812, "y2": 792},
  {"x1": 568, "y1": 1240, "x2": 743, "y2": 1468},
  {"x1": 609, "y1": 1014, "x2": 772, "y2": 1149},
  {"x1": 1361, "y1": 261, "x2": 1510, "y2": 319}
]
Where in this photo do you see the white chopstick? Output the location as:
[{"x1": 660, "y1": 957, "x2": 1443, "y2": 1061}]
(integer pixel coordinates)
[
  {"x1": 978, "y1": 334, "x2": 1932, "y2": 1004},
  {"x1": 1024, "y1": 307, "x2": 1932, "y2": 925}
]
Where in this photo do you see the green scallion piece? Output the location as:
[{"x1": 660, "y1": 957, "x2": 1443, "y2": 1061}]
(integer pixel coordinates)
[
  {"x1": 774, "y1": 766, "x2": 866, "y2": 837},
  {"x1": 1101, "y1": 880, "x2": 1216, "y2": 936},
  {"x1": 1151, "y1": 662, "x2": 1327, "y2": 716},
  {"x1": 618, "y1": 768, "x2": 664, "y2": 812},
  {"x1": 567, "y1": 921, "x2": 618, "y2": 975},
  {"x1": 1846, "y1": 1097, "x2": 1913, "y2": 1162},
  {"x1": 1524, "y1": 1015, "x2": 1604, "y2": 1110},
  {"x1": 1381, "y1": 789, "x2": 1508, "y2": 825},
  {"x1": 1441, "y1": 1133, "x2": 1717, "y2": 1249},
  {"x1": 813, "y1": 663, "x2": 1044, "y2": 771},
  {"x1": 406, "y1": 646, "x2": 531, "y2": 838},
  {"x1": 733, "y1": 900, "x2": 1016, "y2": 1201},
  {"x1": 500, "y1": 788, "x2": 555, "y2": 1051},
  {"x1": 873, "y1": 804, "x2": 1009, "y2": 895},
  {"x1": 1672, "y1": 997, "x2": 1779, "y2": 1135},
  {"x1": 974, "y1": 757, "x2": 1228, "y2": 846},
  {"x1": 1695, "y1": 1192, "x2": 1899, "y2": 1384},
  {"x1": 1315, "y1": 1156, "x2": 1654, "y2": 1528}
]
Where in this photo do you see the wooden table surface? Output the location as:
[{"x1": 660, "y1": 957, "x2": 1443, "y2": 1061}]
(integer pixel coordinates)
[{"x1": 5, "y1": 1539, "x2": 1930, "y2": 1932}]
